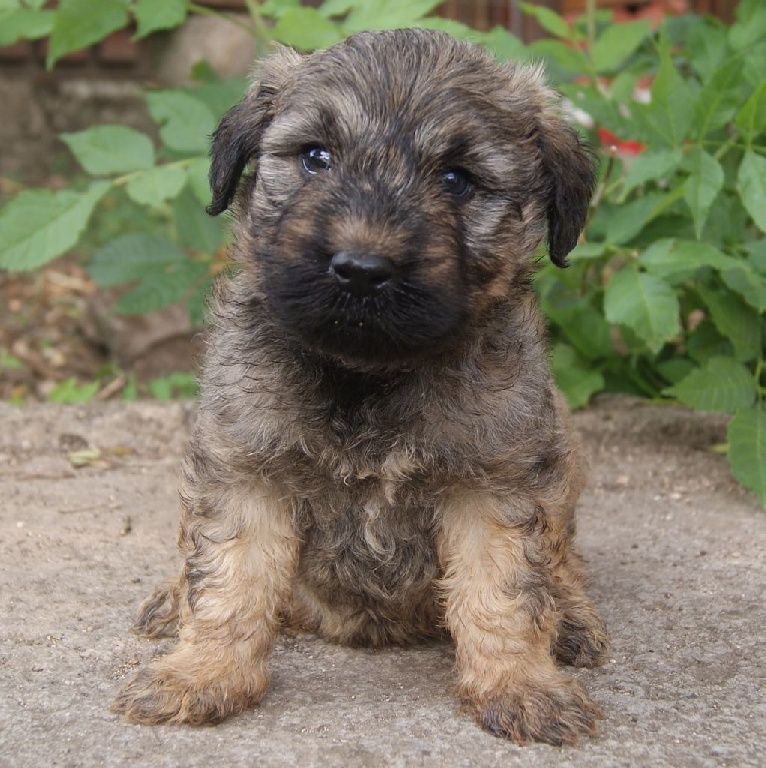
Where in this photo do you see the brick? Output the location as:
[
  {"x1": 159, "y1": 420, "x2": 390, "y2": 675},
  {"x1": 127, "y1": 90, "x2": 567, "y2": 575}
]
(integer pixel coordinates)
[
  {"x1": 98, "y1": 29, "x2": 140, "y2": 66},
  {"x1": 0, "y1": 40, "x2": 34, "y2": 64}
]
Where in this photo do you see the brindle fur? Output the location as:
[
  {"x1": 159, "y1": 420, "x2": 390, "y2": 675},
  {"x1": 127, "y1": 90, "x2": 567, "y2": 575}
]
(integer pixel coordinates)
[{"x1": 112, "y1": 29, "x2": 609, "y2": 745}]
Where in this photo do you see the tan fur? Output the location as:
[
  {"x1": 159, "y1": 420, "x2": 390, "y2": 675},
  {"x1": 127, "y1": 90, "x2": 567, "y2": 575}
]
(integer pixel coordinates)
[{"x1": 113, "y1": 29, "x2": 608, "y2": 745}]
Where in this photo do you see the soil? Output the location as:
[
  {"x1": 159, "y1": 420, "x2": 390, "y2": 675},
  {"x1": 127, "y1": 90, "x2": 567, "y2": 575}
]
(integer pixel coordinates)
[
  {"x1": 0, "y1": 258, "x2": 198, "y2": 402},
  {"x1": 1, "y1": 259, "x2": 105, "y2": 401}
]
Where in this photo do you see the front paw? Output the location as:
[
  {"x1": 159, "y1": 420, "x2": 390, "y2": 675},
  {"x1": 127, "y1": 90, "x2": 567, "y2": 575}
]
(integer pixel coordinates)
[
  {"x1": 112, "y1": 652, "x2": 268, "y2": 725},
  {"x1": 132, "y1": 580, "x2": 181, "y2": 639},
  {"x1": 472, "y1": 675, "x2": 602, "y2": 746},
  {"x1": 554, "y1": 607, "x2": 610, "y2": 669}
]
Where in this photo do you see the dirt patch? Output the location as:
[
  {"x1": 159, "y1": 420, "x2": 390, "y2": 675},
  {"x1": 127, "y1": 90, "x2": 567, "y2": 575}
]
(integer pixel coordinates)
[{"x1": 0, "y1": 258, "x2": 199, "y2": 402}]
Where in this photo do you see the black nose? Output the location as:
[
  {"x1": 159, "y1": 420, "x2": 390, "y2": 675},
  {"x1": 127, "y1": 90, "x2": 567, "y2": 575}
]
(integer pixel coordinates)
[{"x1": 329, "y1": 252, "x2": 394, "y2": 295}]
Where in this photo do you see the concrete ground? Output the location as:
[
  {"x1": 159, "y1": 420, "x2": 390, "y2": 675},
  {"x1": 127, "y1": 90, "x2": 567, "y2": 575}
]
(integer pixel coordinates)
[{"x1": 0, "y1": 399, "x2": 764, "y2": 768}]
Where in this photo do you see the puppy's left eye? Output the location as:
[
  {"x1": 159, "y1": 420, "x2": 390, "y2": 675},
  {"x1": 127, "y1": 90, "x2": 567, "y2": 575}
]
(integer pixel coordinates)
[
  {"x1": 442, "y1": 168, "x2": 473, "y2": 199},
  {"x1": 301, "y1": 145, "x2": 332, "y2": 175}
]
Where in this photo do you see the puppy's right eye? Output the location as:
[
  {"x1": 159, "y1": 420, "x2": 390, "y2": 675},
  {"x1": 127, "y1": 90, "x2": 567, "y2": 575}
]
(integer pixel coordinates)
[
  {"x1": 301, "y1": 146, "x2": 332, "y2": 175},
  {"x1": 442, "y1": 168, "x2": 473, "y2": 199}
]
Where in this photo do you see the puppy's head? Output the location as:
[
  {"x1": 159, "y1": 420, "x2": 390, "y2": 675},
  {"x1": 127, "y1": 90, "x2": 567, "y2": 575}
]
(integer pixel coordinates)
[{"x1": 209, "y1": 29, "x2": 595, "y2": 367}]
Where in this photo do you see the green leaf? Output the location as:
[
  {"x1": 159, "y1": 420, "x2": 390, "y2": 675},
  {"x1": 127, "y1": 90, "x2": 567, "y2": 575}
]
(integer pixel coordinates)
[
  {"x1": 88, "y1": 233, "x2": 188, "y2": 287},
  {"x1": 343, "y1": 0, "x2": 445, "y2": 33},
  {"x1": 729, "y1": 0, "x2": 766, "y2": 51},
  {"x1": 133, "y1": 0, "x2": 188, "y2": 38},
  {"x1": 640, "y1": 238, "x2": 742, "y2": 282},
  {"x1": 148, "y1": 372, "x2": 198, "y2": 400},
  {"x1": 606, "y1": 193, "x2": 665, "y2": 245},
  {"x1": 683, "y1": 148, "x2": 724, "y2": 239},
  {"x1": 590, "y1": 20, "x2": 650, "y2": 74},
  {"x1": 735, "y1": 81, "x2": 766, "y2": 147},
  {"x1": 691, "y1": 56, "x2": 744, "y2": 137},
  {"x1": 0, "y1": 182, "x2": 109, "y2": 271},
  {"x1": 17, "y1": 1, "x2": 48, "y2": 11},
  {"x1": 550, "y1": 344, "x2": 604, "y2": 411},
  {"x1": 0, "y1": 8, "x2": 53, "y2": 45},
  {"x1": 89, "y1": 233, "x2": 210, "y2": 315},
  {"x1": 529, "y1": 39, "x2": 588, "y2": 75},
  {"x1": 555, "y1": 366, "x2": 604, "y2": 411},
  {"x1": 727, "y1": 407, "x2": 766, "y2": 507},
  {"x1": 316, "y1": 0, "x2": 354, "y2": 19},
  {"x1": 0, "y1": 351, "x2": 24, "y2": 370},
  {"x1": 184, "y1": 77, "x2": 247, "y2": 118},
  {"x1": 738, "y1": 151, "x2": 766, "y2": 233},
  {"x1": 687, "y1": 18, "x2": 728, "y2": 81},
  {"x1": 47, "y1": 0, "x2": 129, "y2": 68},
  {"x1": 115, "y1": 261, "x2": 209, "y2": 314},
  {"x1": 622, "y1": 148, "x2": 682, "y2": 194},
  {"x1": 271, "y1": 6, "x2": 342, "y2": 49},
  {"x1": 568, "y1": 242, "x2": 607, "y2": 261},
  {"x1": 665, "y1": 357, "x2": 756, "y2": 412},
  {"x1": 746, "y1": 240, "x2": 766, "y2": 273},
  {"x1": 555, "y1": 304, "x2": 613, "y2": 361},
  {"x1": 742, "y1": 41, "x2": 766, "y2": 91},
  {"x1": 698, "y1": 287, "x2": 762, "y2": 363},
  {"x1": 145, "y1": 91, "x2": 216, "y2": 154},
  {"x1": 414, "y1": 17, "x2": 478, "y2": 40},
  {"x1": 657, "y1": 358, "x2": 695, "y2": 385},
  {"x1": 632, "y1": 37, "x2": 694, "y2": 147},
  {"x1": 47, "y1": 378, "x2": 100, "y2": 404},
  {"x1": 720, "y1": 264, "x2": 766, "y2": 313},
  {"x1": 187, "y1": 273, "x2": 214, "y2": 327},
  {"x1": 564, "y1": 83, "x2": 628, "y2": 137},
  {"x1": 604, "y1": 268, "x2": 680, "y2": 353},
  {"x1": 687, "y1": 320, "x2": 731, "y2": 364},
  {"x1": 609, "y1": 70, "x2": 640, "y2": 102},
  {"x1": 519, "y1": 2, "x2": 569, "y2": 39},
  {"x1": 60, "y1": 126, "x2": 155, "y2": 175},
  {"x1": 185, "y1": 157, "x2": 212, "y2": 206},
  {"x1": 124, "y1": 165, "x2": 187, "y2": 208},
  {"x1": 734, "y1": 0, "x2": 765, "y2": 23},
  {"x1": 173, "y1": 184, "x2": 224, "y2": 254},
  {"x1": 481, "y1": 26, "x2": 528, "y2": 61},
  {"x1": 259, "y1": 0, "x2": 301, "y2": 18}
]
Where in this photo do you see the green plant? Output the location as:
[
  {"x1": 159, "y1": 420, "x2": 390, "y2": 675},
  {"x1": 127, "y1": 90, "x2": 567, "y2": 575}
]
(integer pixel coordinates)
[
  {"x1": 0, "y1": 0, "x2": 764, "y2": 505},
  {"x1": 527, "y1": 0, "x2": 766, "y2": 505},
  {"x1": 46, "y1": 377, "x2": 101, "y2": 404}
]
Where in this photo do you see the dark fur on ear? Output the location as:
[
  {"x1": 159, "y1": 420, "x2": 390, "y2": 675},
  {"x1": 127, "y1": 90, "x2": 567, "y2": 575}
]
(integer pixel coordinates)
[
  {"x1": 537, "y1": 115, "x2": 597, "y2": 267},
  {"x1": 207, "y1": 47, "x2": 303, "y2": 216}
]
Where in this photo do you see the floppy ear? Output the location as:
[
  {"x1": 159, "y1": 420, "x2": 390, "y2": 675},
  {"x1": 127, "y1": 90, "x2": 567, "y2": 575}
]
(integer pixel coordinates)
[
  {"x1": 207, "y1": 46, "x2": 303, "y2": 216},
  {"x1": 537, "y1": 113, "x2": 597, "y2": 267}
]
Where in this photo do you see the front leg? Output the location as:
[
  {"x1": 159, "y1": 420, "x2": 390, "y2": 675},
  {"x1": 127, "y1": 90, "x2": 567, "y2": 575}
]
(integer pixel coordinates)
[
  {"x1": 438, "y1": 490, "x2": 601, "y2": 746},
  {"x1": 113, "y1": 472, "x2": 300, "y2": 725}
]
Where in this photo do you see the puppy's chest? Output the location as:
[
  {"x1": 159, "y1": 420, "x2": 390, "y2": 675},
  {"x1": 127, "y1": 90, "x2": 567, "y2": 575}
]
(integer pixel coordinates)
[{"x1": 293, "y1": 453, "x2": 440, "y2": 602}]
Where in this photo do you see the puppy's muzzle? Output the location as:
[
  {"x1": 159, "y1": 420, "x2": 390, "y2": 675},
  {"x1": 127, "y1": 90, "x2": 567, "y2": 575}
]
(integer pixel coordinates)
[{"x1": 329, "y1": 251, "x2": 395, "y2": 296}]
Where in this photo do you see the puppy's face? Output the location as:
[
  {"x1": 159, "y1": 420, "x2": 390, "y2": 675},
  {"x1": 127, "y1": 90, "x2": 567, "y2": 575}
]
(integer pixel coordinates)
[{"x1": 209, "y1": 30, "x2": 595, "y2": 367}]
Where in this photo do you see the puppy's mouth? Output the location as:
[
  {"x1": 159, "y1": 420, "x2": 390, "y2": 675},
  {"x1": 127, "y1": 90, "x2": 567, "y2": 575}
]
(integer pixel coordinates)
[{"x1": 261, "y1": 249, "x2": 465, "y2": 367}]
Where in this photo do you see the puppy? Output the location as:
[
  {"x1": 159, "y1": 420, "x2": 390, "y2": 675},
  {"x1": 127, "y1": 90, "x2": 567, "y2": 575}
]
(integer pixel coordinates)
[{"x1": 113, "y1": 28, "x2": 609, "y2": 746}]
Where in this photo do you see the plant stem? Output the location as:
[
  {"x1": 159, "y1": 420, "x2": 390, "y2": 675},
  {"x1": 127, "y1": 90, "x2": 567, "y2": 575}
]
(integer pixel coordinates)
[
  {"x1": 712, "y1": 136, "x2": 737, "y2": 162},
  {"x1": 585, "y1": 0, "x2": 597, "y2": 51},
  {"x1": 242, "y1": 0, "x2": 273, "y2": 49},
  {"x1": 701, "y1": 139, "x2": 766, "y2": 155},
  {"x1": 110, "y1": 158, "x2": 200, "y2": 188}
]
